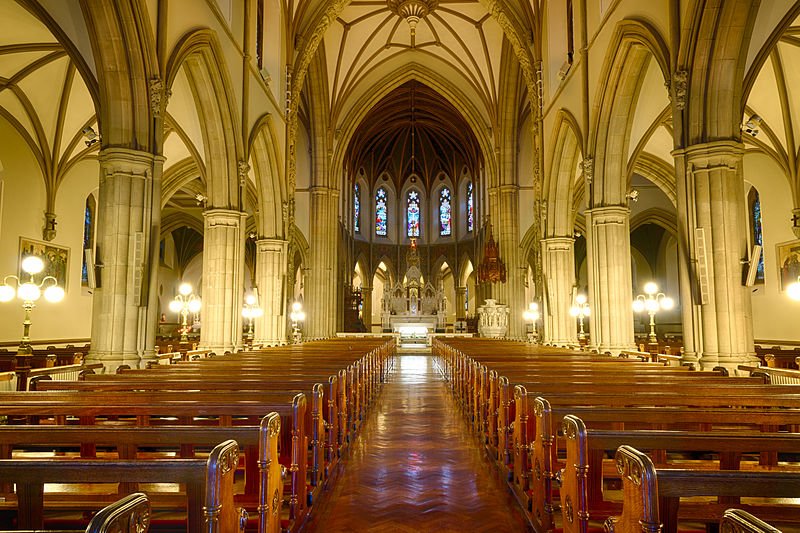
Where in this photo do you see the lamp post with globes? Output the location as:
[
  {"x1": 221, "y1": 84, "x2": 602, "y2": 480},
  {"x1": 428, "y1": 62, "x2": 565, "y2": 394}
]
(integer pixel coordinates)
[
  {"x1": 522, "y1": 302, "x2": 540, "y2": 344},
  {"x1": 632, "y1": 281, "x2": 674, "y2": 349},
  {"x1": 569, "y1": 294, "x2": 591, "y2": 342},
  {"x1": 787, "y1": 278, "x2": 800, "y2": 301},
  {"x1": 289, "y1": 302, "x2": 306, "y2": 344},
  {"x1": 0, "y1": 255, "x2": 65, "y2": 355},
  {"x1": 169, "y1": 283, "x2": 201, "y2": 343},
  {"x1": 241, "y1": 293, "x2": 263, "y2": 343}
]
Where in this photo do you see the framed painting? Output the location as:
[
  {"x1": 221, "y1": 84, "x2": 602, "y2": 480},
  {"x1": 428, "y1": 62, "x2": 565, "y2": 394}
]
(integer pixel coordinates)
[
  {"x1": 776, "y1": 238, "x2": 800, "y2": 291},
  {"x1": 18, "y1": 237, "x2": 69, "y2": 290}
]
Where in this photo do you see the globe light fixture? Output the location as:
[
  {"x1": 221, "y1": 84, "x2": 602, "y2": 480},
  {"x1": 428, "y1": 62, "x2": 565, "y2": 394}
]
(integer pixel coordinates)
[
  {"x1": 169, "y1": 282, "x2": 201, "y2": 343},
  {"x1": 289, "y1": 301, "x2": 306, "y2": 344},
  {"x1": 569, "y1": 294, "x2": 591, "y2": 341},
  {"x1": 632, "y1": 282, "x2": 674, "y2": 345},
  {"x1": 787, "y1": 278, "x2": 800, "y2": 301},
  {"x1": 0, "y1": 255, "x2": 64, "y2": 354},
  {"x1": 522, "y1": 302, "x2": 540, "y2": 344},
  {"x1": 241, "y1": 292, "x2": 263, "y2": 343}
]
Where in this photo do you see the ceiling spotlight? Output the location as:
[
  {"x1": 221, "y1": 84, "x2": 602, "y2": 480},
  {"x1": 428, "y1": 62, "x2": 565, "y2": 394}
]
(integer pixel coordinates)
[
  {"x1": 742, "y1": 114, "x2": 761, "y2": 137},
  {"x1": 626, "y1": 189, "x2": 640, "y2": 202},
  {"x1": 195, "y1": 193, "x2": 208, "y2": 206},
  {"x1": 82, "y1": 126, "x2": 100, "y2": 147}
]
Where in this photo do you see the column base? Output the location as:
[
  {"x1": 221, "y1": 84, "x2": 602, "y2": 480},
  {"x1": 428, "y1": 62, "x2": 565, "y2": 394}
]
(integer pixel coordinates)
[{"x1": 86, "y1": 351, "x2": 145, "y2": 373}]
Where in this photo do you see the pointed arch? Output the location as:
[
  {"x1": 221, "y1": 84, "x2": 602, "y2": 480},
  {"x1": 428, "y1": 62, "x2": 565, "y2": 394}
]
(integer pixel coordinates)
[
  {"x1": 589, "y1": 19, "x2": 671, "y2": 206},
  {"x1": 166, "y1": 29, "x2": 243, "y2": 210},
  {"x1": 249, "y1": 113, "x2": 286, "y2": 239},
  {"x1": 546, "y1": 109, "x2": 583, "y2": 237}
]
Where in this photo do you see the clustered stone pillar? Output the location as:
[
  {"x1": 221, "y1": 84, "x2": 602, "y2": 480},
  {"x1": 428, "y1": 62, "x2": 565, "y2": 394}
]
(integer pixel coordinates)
[
  {"x1": 680, "y1": 141, "x2": 757, "y2": 371},
  {"x1": 254, "y1": 238, "x2": 288, "y2": 346},
  {"x1": 585, "y1": 205, "x2": 635, "y2": 354},
  {"x1": 306, "y1": 186, "x2": 339, "y2": 339},
  {"x1": 200, "y1": 209, "x2": 247, "y2": 354},
  {"x1": 89, "y1": 148, "x2": 159, "y2": 371},
  {"x1": 541, "y1": 236, "x2": 577, "y2": 346},
  {"x1": 494, "y1": 185, "x2": 524, "y2": 338}
]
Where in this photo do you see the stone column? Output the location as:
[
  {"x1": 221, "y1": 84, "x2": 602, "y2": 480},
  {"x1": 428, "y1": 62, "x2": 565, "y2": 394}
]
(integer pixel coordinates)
[
  {"x1": 88, "y1": 148, "x2": 159, "y2": 371},
  {"x1": 542, "y1": 236, "x2": 577, "y2": 346},
  {"x1": 585, "y1": 205, "x2": 635, "y2": 354},
  {"x1": 306, "y1": 186, "x2": 338, "y2": 339},
  {"x1": 200, "y1": 209, "x2": 247, "y2": 354},
  {"x1": 361, "y1": 286, "x2": 372, "y2": 332},
  {"x1": 455, "y1": 286, "x2": 467, "y2": 320},
  {"x1": 679, "y1": 141, "x2": 756, "y2": 371},
  {"x1": 254, "y1": 238, "x2": 288, "y2": 346},
  {"x1": 495, "y1": 185, "x2": 524, "y2": 338}
]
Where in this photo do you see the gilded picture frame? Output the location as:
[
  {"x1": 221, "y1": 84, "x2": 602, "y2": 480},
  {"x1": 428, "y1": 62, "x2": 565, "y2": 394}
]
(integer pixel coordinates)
[
  {"x1": 18, "y1": 237, "x2": 69, "y2": 290},
  {"x1": 776, "y1": 238, "x2": 800, "y2": 291}
]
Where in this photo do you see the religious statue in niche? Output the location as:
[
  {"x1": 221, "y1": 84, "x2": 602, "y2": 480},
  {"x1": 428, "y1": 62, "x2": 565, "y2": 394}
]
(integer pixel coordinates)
[{"x1": 477, "y1": 228, "x2": 506, "y2": 284}]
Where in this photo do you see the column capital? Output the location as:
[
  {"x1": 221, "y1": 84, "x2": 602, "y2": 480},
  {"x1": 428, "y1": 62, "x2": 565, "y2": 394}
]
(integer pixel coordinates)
[
  {"x1": 541, "y1": 236, "x2": 575, "y2": 247},
  {"x1": 203, "y1": 209, "x2": 247, "y2": 225},
  {"x1": 256, "y1": 238, "x2": 289, "y2": 253},
  {"x1": 673, "y1": 140, "x2": 744, "y2": 169},
  {"x1": 586, "y1": 205, "x2": 630, "y2": 222},
  {"x1": 99, "y1": 147, "x2": 157, "y2": 175}
]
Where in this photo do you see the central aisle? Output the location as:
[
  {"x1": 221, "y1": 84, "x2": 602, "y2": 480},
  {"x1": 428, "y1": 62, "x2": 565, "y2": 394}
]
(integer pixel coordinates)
[{"x1": 306, "y1": 354, "x2": 530, "y2": 532}]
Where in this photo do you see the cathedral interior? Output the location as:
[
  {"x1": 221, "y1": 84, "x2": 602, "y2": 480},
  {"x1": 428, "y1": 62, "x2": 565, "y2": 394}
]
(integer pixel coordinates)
[{"x1": 1, "y1": 1, "x2": 800, "y2": 531}]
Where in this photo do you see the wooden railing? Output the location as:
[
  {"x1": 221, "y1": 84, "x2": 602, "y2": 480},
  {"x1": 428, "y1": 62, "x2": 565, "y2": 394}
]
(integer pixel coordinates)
[{"x1": 738, "y1": 364, "x2": 800, "y2": 384}]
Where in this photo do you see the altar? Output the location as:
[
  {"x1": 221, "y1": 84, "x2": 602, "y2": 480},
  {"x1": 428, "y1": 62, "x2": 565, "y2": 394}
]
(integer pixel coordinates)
[{"x1": 380, "y1": 239, "x2": 447, "y2": 342}]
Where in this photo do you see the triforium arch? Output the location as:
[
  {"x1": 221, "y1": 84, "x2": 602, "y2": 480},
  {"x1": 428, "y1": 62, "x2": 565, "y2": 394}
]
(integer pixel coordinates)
[{"x1": 584, "y1": 18, "x2": 671, "y2": 354}]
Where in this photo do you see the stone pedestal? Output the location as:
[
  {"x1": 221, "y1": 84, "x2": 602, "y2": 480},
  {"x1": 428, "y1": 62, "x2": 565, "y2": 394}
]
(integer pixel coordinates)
[
  {"x1": 254, "y1": 238, "x2": 288, "y2": 346},
  {"x1": 88, "y1": 148, "x2": 159, "y2": 372},
  {"x1": 541, "y1": 236, "x2": 577, "y2": 346},
  {"x1": 200, "y1": 209, "x2": 247, "y2": 354},
  {"x1": 585, "y1": 205, "x2": 635, "y2": 354},
  {"x1": 478, "y1": 299, "x2": 509, "y2": 338}
]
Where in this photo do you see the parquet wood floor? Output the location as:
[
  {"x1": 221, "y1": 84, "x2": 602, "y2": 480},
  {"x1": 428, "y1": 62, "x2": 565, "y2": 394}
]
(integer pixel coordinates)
[{"x1": 305, "y1": 355, "x2": 532, "y2": 532}]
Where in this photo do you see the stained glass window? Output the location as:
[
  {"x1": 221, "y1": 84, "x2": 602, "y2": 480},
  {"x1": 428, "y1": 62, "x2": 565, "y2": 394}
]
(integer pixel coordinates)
[
  {"x1": 375, "y1": 187, "x2": 388, "y2": 236},
  {"x1": 407, "y1": 191, "x2": 420, "y2": 237},
  {"x1": 354, "y1": 184, "x2": 361, "y2": 233},
  {"x1": 81, "y1": 195, "x2": 96, "y2": 285},
  {"x1": 749, "y1": 187, "x2": 765, "y2": 282},
  {"x1": 439, "y1": 187, "x2": 452, "y2": 236},
  {"x1": 467, "y1": 181, "x2": 474, "y2": 232}
]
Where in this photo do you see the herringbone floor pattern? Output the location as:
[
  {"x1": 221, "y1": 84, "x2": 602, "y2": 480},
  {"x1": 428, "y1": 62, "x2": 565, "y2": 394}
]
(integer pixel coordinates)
[{"x1": 306, "y1": 354, "x2": 531, "y2": 532}]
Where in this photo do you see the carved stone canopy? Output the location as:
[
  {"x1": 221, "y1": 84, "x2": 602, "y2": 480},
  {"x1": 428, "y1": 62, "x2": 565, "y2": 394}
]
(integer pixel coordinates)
[{"x1": 477, "y1": 228, "x2": 506, "y2": 284}]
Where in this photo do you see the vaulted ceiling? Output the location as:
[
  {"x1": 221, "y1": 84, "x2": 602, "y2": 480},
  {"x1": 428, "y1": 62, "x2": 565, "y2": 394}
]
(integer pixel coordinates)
[
  {"x1": 321, "y1": 1, "x2": 506, "y2": 126},
  {"x1": 346, "y1": 80, "x2": 482, "y2": 190},
  {"x1": 0, "y1": 1, "x2": 98, "y2": 208}
]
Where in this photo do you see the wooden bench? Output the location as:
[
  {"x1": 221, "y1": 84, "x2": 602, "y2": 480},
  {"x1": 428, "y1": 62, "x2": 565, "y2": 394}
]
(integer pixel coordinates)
[
  {"x1": 0, "y1": 439, "x2": 244, "y2": 532},
  {"x1": 605, "y1": 445, "x2": 800, "y2": 533},
  {"x1": 0, "y1": 413, "x2": 283, "y2": 533},
  {"x1": 553, "y1": 414, "x2": 800, "y2": 532}
]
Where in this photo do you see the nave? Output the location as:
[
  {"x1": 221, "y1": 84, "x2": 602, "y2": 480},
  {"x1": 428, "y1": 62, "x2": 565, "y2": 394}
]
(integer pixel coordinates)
[{"x1": 306, "y1": 354, "x2": 530, "y2": 532}]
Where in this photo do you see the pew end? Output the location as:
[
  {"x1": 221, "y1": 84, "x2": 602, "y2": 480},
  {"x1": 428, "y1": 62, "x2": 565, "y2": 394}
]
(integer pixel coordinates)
[
  {"x1": 86, "y1": 492, "x2": 151, "y2": 533},
  {"x1": 721, "y1": 509, "x2": 781, "y2": 533},
  {"x1": 603, "y1": 445, "x2": 660, "y2": 533}
]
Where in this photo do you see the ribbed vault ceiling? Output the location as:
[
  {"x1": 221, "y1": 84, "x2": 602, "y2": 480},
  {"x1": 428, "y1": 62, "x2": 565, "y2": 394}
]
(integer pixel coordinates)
[{"x1": 346, "y1": 81, "x2": 482, "y2": 190}]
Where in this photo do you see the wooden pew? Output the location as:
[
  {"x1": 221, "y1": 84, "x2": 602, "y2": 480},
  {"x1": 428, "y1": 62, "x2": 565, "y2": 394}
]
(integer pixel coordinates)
[
  {"x1": 0, "y1": 413, "x2": 283, "y2": 533},
  {"x1": 432, "y1": 338, "x2": 800, "y2": 532},
  {"x1": 739, "y1": 364, "x2": 800, "y2": 384},
  {"x1": 0, "y1": 391, "x2": 307, "y2": 529},
  {"x1": 0, "y1": 440, "x2": 243, "y2": 532},
  {"x1": 605, "y1": 445, "x2": 800, "y2": 533},
  {"x1": 556, "y1": 414, "x2": 800, "y2": 532}
]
